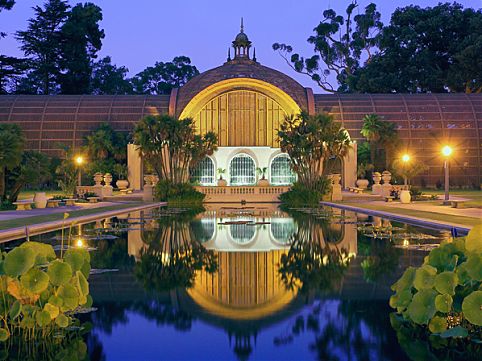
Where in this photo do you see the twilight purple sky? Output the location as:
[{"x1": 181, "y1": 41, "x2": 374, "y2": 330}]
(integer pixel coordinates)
[{"x1": 1, "y1": 0, "x2": 481, "y2": 90}]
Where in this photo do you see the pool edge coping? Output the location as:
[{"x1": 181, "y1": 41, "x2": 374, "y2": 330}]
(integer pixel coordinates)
[
  {"x1": 320, "y1": 201, "x2": 472, "y2": 234},
  {"x1": 0, "y1": 202, "x2": 166, "y2": 243}
]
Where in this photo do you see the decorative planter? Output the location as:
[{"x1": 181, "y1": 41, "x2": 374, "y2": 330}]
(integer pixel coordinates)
[
  {"x1": 400, "y1": 189, "x2": 411, "y2": 204},
  {"x1": 104, "y1": 173, "x2": 113, "y2": 187},
  {"x1": 257, "y1": 178, "x2": 269, "y2": 187},
  {"x1": 116, "y1": 179, "x2": 129, "y2": 190},
  {"x1": 33, "y1": 192, "x2": 47, "y2": 209},
  {"x1": 94, "y1": 172, "x2": 103, "y2": 186},
  {"x1": 381, "y1": 171, "x2": 392, "y2": 184},
  {"x1": 331, "y1": 173, "x2": 342, "y2": 186},
  {"x1": 372, "y1": 172, "x2": 382, "y2": 185},
  {"x1": 217, "y1": 178, "x2": 227, "y2": 187},
  {"x1": 356, "y1": 179, "x2": 369, "y2": 189}
]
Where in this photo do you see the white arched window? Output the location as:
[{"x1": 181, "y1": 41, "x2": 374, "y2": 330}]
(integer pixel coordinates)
[
  {"x1": 270, "y1": 154, "x2": 296, "y2": 185},
  {"x1": 190, "y1": 157, "x2": 215, "y2": 185},
  {"x1": 229, "y1": 154, "x2": 256, "y2": 185}
]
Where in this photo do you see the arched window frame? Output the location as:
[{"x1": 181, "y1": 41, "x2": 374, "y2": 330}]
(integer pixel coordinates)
[
  {"x1": 270, "y1": 154, "x2": 296, "y2": 185},
  {"x1": 190, "y1": 156, "x2": 216, "y2": 186},
  {"x1": 229, "y1": 153, "x2": 257, "y2": 185}
]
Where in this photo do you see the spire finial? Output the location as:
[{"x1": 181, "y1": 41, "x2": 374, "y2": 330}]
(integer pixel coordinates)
[
  {"x1": 241, "y1": 17, "x2": 244, "y2": 33},
  {"x1": 253, "y1": 47, "x2": 256, "y2": 62},
  {"x1": 227, "y1": 47, "x2": 231, "y2": 62}
]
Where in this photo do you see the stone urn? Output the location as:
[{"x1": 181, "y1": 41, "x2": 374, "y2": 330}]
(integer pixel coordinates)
[
  {"x1": 400, "y1": 189, "x2": 411, "y2": 204},
  {"x1": 372, "y1": 172, "x2": 382, "y2": 185},
  {"x1": 356, "y1": 179, "x2": 369, "y2": 189},
  {"x1": 217, "y1": 178, "x2": 227, "y2": 187},
  {"x1": 144, "y1": 175, "x2": 151, "y2": 187},
  {"x1": 372, "y1": 172, "x2": 382, "y2": 195},
  {"x1": 257, "y1": 178, "x2": 269, "y2": 187},
  {"x1": 104, "y1": 173, "x2": 113, "y2": 187},
  {"x1": 151, "y1": 175, "x2": 159, "y2": 186},
  {"x1": 33, "y1": 192, "x2": 47, "y2": 209},
  {"x1": 381, "y1": 171, "x2": 392, "y2": 184},
  {"x1": 93, "y1": 172, "x2": 103, "y2": 186},
  {"x1": 116, "y1": 179, "x2": 129, "y2": 190}
]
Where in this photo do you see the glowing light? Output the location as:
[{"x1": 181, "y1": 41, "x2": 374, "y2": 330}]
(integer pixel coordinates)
[
  {"x1": 76, "y1": 239, "x2": 84, "y2": 248},
  {"x1": 75, "y1": 156, "x2": 84, "y2": 165},
  {"x1": 402, "y1": 154, "x2": 410, "y2": 163},
  {"x1": 442, "y1": 145, "x2": 453, "y2": 157},
  {"x1": 402, "y1": 239, "x2": 409, "y2": 247}
]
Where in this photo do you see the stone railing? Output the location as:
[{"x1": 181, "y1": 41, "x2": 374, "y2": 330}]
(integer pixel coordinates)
[
  {"x1": 194, "y1": 186, "x2": 291, "y2": 203},
  {"x1": 75, "y1": 172, "x2": 113, "y2": 199}
]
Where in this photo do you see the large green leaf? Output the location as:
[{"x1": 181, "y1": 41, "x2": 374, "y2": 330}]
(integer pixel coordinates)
[
  {"x1": 20, "y1": 268, "x2": 49, "y2": 294},
  {"x1": 74, "y1": 270, "x2": 89, "y2": 297},
  {"x1": 0, "y1": 328, "x2": 9, "y2": 342},
  {"x1": 435, "y1": 294, "x2": 453, "y2": 313},
  {"x1": 456, "y1": 262, "x2": 471, "y2": 285},
  {"x1": 19, "y1": 242, "x2": 55, "y2": 265},
  {"x1": 47, "y1": 260, "x2": 72, "y2": 286},
  {"x1": 465, "y1": 225, "x2": 481, "y2": 254},
  {"x1": 428, "y1": 316, "x2": 447, "y2": 333},
  {"x1": 407, "y1": 289, "x2": 437, "y2": 325},
  {"x1": 3, "y1": 247, "x2": 35, "y2": 277},
  {"x1": 43, "y1": 303, "x2": 59, "y2": 320},
  {"x1": 427, "y1": 243, "x2": 460, "y2": 271},
  {"x1": 413, "y1": 265, "x2": 437, "y2": 290},
  {"x1": 58, "y1": 284, "x2": 79, "y2": 311},
  {"x1": 8, "y1": 300, "x2": 21, "y2": 320},
  {"x1": 465, "y1": 254, "x2": 482, "y2": 281},
  {"x1": 35, "y1": 310, "x2": 51, "y2": 327},
  {"x1": 434, "y1": 271, "x2": 458, "y2": 295},
  {"x1": 55, "y1": 314, "x2": 69, "y2": 328},
  {"x1": 392, "y1": 267, "x2": 416, "y2": 292},
  {"x1": 462, "y1": 291, "x2": 482, "y2": 326},
  {"x1": 64, "y1": 249, "x2": 87, "y2": 271}
]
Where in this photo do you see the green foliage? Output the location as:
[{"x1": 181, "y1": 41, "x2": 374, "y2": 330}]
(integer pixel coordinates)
[
  {"x1": 155, "y1": 180, "x2": 205, "y2": 206},
  {"x1": 279, "y1": 179, "x2": 331, "y2": 207},
  {"x1": 91, "y1": 56, "x2": 132, "y2": 95},
  {"x1": 0, "y1": 242, "x2": 92, "y2": 343},
  {"x1": 390, "y1": 226, "x2": 482, "y2": 338},
  {"x1": 0, "y1": 123, "x2": 25, "y2": 201},
  {"x1": 113, "y1": 163, "x2": 127, "y2": 180},
  {"x1": 361, "y1": 114, "x2": 399, "y2": 167},
  {"x1": 132, "y1": 56, "x2": 199, "y2": 95}
]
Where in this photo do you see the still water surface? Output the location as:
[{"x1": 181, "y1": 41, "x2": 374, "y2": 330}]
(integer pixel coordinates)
[{"x1": 2, "y1": 204, "x2": 454, "y2": 361}]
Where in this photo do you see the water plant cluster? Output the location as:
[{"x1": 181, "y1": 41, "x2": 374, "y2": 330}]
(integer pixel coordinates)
[
  {"x1": 0, "y1": 242, "x2": 92, "y2": 342},
  {"x1": 389, "y1": 225, "x2": 482, "y2": 339}
]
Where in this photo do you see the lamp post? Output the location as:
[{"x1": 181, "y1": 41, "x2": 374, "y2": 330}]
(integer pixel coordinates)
[
  {"x1": 75, "y1": 156, "x2": 84, "y2": 186},
  {"x1": 401, "y1": 154, "x2": 410, "y2": 187},
  {"x1": 399, "y1": 154, "x2": 411, "y2": 204},
  {"x1": 441, "y1": 145, "x2": 453, "y2": 202}
]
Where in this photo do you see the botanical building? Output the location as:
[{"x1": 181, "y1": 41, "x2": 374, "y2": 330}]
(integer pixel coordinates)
[{"x1": 0, "y1": 24, "x2": 480, "y2": 188}]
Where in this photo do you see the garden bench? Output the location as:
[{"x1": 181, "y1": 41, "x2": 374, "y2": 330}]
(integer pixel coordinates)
[
  {"x1": 46, "y1": 199, "x2": 60, "y2": 208},
  {"x1": 63, "y1": 199, "x2": 77, "y2": 206},
  {"x1": 450, "y1": 200, "x2": 466, "y2": 208},
  {"x1": 384, "y1": 196, "x2": 395, "y2": 202},
  {"x1": 87, "y1": 197, "x2": 100, "y2": 203},
  {"x1": 119, "y1": 188, "x2": 133, "y2": 195},
  {"x1": 348, "y1": 187, "x2": 364, "y2": 193},
  {"x1": 12, "y1": 201, "x2": 34, "y2": 211}
]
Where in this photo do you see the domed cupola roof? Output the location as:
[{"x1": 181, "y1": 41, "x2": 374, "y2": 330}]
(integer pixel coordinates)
[{"x1": 233, "y1": 18, "x2": 251, "y2": 48}]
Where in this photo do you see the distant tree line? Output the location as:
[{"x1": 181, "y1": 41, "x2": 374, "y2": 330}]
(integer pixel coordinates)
[
  {"x1": 0, "y1": 0, "x2": 199, "y2": 95},
  {"x1": 273, "y1": 1, "x2": 482, "y2": 93}
]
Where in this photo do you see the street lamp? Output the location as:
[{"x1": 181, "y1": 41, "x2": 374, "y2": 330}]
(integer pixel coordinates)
[
  {"x1": 441, "y1": 145, "x2": 453, "y2": 202},
  {"x1": 75, "y1": 156, "x2": 84, "y2": 186},
  {"x1": 399, "y1": 154, "x2": 412, "y2": 204},
  {"x1": 401, "y1": 154, "x2": 410, "y2": 187}
]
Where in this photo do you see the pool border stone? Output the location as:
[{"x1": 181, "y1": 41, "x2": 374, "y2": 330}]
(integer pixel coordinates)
[
  {"x1": 321, "y1": 201, "x2": 471, "y2": 234},
  {"x1": 0, "y1": 202, "x2": 166, "y2": 243}
]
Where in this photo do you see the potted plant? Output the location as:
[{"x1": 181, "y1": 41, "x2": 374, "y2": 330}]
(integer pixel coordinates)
[
  {"x1": 256, "y1": 167, "x2": 269, "y2": 187},
  {"x1": 217, "y1": 168, "x2": 227, "y2": 186},
  {"x1": 113, "y1": 164, "x2": 129, "y2": 190},
  {"x1": 356, "y1": 163, "x2": 373, "y2": 189}
]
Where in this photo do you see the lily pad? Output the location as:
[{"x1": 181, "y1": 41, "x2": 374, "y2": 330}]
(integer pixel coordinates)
[
  {"x1": 35, "y1": 310, "x2": 51, "y2": 327},
  {"x1": 64, "y1": 249, "x2": 86, "y2": 271},
  {"x1": 392, "y1": 267, "x2": 416, "y2": 293},
  {"x1": 43, "y1": 303, "x2": 59, "y2": 319},
  {"x1": 47, "y1": 260, "x2": 72, "y2": 286},
  {"x1": 58, "y1": 284, "x2": 79, "y2": 311},
  {"x1": 407, "y1": 289, "x2": 437, "y2": 325},
  {"x1": 429, "y1": 316, "x2": 448, "y2": 333},
  {"x1": 435, "y1": 294, "x2": 453, "y2": 313},
  {"x1": 19, "y1": 242, "x2": 55, "y2": 265},
  {"x1": 434, "y1": 271, "x2": 458, "y2": 295},
  {"x1": 3, "y1": 247, "x2": 35, "y2": 277},
  {"x1": 413, "y1": 265, "x2": 437, "y2": 290},
  {"x1": 74, "y1": 271, "x2": 89, "y2": 297},
  {"x1": 465, "y1": 224, "x2": 481, "y2": 254},
  {"x1": 465, "y1": 254, "x2": 482, "y2": 281},
  {"x1": 0, "y1": 328, "x2": 9, "y2": 342},
  {"x1": 20, "y1": 268, "x2": 49, "y2": 294},
  {"x1": 48, "y1": 295, "x2": 63, "y2": 307},
  {"x1": 55, "y1": 314, "x2": 69, "y2": 328},
  {"x1": 456, "y1": 262, "x2": 471, "y2": 285},
  {"x1": 462, "y1": 291, "x2": 482, "y2": 326}
]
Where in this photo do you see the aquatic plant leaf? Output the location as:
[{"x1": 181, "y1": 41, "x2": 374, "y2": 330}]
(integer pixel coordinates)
[
  {"x1": 85, "y1": 294, "x2": 93, "y2": 308},
  {"x1": 55, "y1": 314, "x2": 69, "y2": 328},
  {"x1": 47, "y1": 260, "x2": 72, "y2": 286},
  {"x1": 3, "y1": 247, "x2": 35, "y2": 277},
  {"x1": 74, "y1": 271, "x2": 89, "y2": 297},
  {"x1": 462, "y1": 291, "x2": 482, "y2": 326},
  {"x1": 435, "y1": 294, "x2": 453, "y2": 313},
  {"x1": 48, "y1": 295, "x2": 63, "y2": 307},
  {"x1": 427, "y1": 244, "x2": 457, "y2": 271},
  {"x1": 20, "y1": 268, "x2": 49, "y2": 294},
  {"x1": 434, "y1": 271, "x2": 458, "y2": 295},
  {"x1": 391, "y1": 267, "x2": 416, "y2": 292},
  {"x1": 35, "y1": 310, "x2": 51, "y2": 327},
  {"x1": 407, "y1": 289, "x2": 437, "y2": 325},
  {"x1": 43, "y1": 303, "x2": 59, "y2": 319},
  {"x1": 429, "y1": 316, "x2": 448, "y2": 333},
  {"x1": 465, "y1": 254, "x2": 482, "y2": 281},
  {"x1": 465, "y1": 225, "x2": 481, "y2": 254},
  {"x1": 64, "y1": 249, "x2": 86, "y2": 271},
  {"x1": 413, "y1": 265, "x2": 437, "y2": 290},
  {"x1": 19, "y1": 316, "x2": 35, "y2": 329},
  {"x1": 80, "y1": 261, "x2": 91, "y2": 279},
  {"x1": 0, "y1": 328, "x2": 9, "y2": 342},
  {"x1": 58, "y1": 284, "x2": 79, "y2": 311},
  {"x1": 456, "y1": 262, "x2": 470, "y2": 285},
  {"x1": 19, "y1": 242, "x2": 55, "y2": 265},
  {"x1": 439, "y1": 325, "x2": 468, "y2": 338},
  {"x1": 8, "y1": 300, "x2": 21, "y2": 320},
  {"x1": 7, "y1": 279, "x2": 38, "y2": 303}
]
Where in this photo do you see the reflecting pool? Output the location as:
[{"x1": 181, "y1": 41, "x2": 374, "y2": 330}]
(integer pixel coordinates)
[{"x1": 1, "y1": 204, "x2": 460, "y2": 361}]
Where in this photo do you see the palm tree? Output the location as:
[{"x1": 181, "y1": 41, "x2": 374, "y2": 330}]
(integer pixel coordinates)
[
  {"x1": 0, "y1": 124, "x2": 25, "y2": 201},
  {"x1": 360, "y1": 114, "x2": 383, "y2": 165}
]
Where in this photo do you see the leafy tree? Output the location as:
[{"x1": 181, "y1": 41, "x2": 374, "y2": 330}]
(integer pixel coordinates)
[
  {"x1": 6, "y1": 151, "x2": 51, "y2": 202},
  {"x1": 91, "y1": 56, "x2": 132, "y2": 95},
  {"x1": 273, "y1": 1, "x2": 382, "y2": 92},
  {"x1": 0, "y1": 56, "x2": 28, "y2": 94},
  {"x1": 85, "y1": 122, "x2": 128, "y2": 162},
  {"x1": 134, "y1": 115, "x2": 217, "y2": 184},
  {"x1": 132, "y1": 56, "x2": 199, "y2": 95},
  {"x1": 0, "y1": 124, "x2": 25, "y2": 201},
  {"x1": 360, "y1": 114, "x2": 383, "y2": 165},
  {"x1": 391, "y1": 157, "x2": 428, "y2": 186},
  {"x1": 0, "y1": 0, "x2": 15, "y2": 11},
  {"x1": 278, "y1": 112, "x2": 351, "y2": 188},
  {"x1": 55, "y1": 147, "x2": 78, "y2": 196},
  {"x1": 58, "y1": 2, "x2": 104, "y2": 94},
  {"x1": 351, "y1": 3, "x2": 482, "y2": 93},
  {"x1": 16, "y1": 0, "x2": 69, "y2": 94}
]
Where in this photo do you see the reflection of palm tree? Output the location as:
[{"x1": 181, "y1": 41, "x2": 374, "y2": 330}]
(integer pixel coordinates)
[{"x1": 360, "y1": 239, "x2": 401, "y2": 283}]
